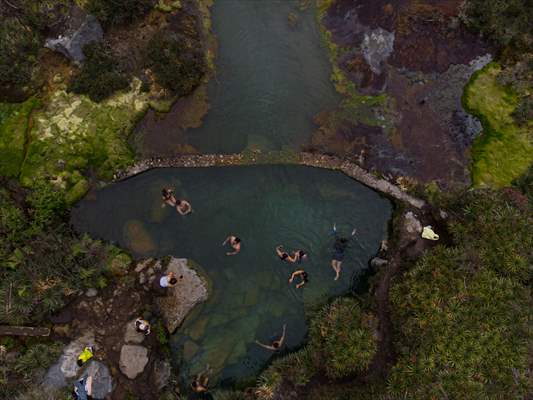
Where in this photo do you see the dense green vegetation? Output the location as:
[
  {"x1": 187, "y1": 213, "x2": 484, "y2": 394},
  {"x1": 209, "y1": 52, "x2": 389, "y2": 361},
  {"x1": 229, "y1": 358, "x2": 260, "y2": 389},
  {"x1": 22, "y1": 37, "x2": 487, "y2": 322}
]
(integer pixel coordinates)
[
  {"x1": 253, "y1": 297, "x2": 377, "y2": 399},
  {"x1": 86, "y1": 0, "x2": 155, "y2": 27},
  {"x1": 145, "y1": 30, "x2": 206, "y2": 96},
  {"x1": 69, "y1": 43, "x2": 131, "y2": 102},
  {"x1": 463, "y1": 63, "x2": 533, "y2": 187},
  {"x1": 0, "y1": 181, "x2": 131, "y2": 325}
]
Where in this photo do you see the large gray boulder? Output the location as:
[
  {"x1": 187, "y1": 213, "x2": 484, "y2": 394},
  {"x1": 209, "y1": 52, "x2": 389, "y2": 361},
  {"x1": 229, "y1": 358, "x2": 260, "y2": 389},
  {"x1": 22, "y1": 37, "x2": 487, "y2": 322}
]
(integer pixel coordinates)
[
  {"x1": 119, "y1": 345, "x2": 149, "y2": 379},
  {"x1": 45, "y1": 10, "x2": 103, "y2": 62},
  {"x1": 124, "y1": 319, "x2": 146, "y2": 344},
  {"x1": 155, "y1": 258, "x2": 209, "y2": 333},
  {"x1": 79, "y1": 361, "x2": 114, "y2": 399}
]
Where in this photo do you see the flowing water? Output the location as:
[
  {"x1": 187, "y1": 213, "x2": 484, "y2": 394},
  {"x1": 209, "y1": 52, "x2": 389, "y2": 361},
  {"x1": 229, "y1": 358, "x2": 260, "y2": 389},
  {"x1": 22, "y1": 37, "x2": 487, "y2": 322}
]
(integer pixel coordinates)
[
  {"x1": 186, "y1": 0, "x2": 339, "y2": 153},
  {"x1": 72, "y1": 166, "x2": 391, "y2": 383}
]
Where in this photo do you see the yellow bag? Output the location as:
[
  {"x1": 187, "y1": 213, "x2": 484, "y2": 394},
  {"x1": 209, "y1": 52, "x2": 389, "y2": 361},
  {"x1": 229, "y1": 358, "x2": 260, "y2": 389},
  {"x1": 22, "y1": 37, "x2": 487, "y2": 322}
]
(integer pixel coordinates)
[{"x1": 422, "y1": 226, "x2": 439, "y2": 241}]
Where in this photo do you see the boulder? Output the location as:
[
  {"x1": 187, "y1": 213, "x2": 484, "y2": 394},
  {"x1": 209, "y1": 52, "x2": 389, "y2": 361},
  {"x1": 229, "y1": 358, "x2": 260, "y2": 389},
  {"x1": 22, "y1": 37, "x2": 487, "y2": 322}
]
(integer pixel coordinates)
[
  {"x1": 124, "y1": 319, "x2": 146, "y2": 344},
  {"x1": 156, "y1": 258, "x2": 209, "y2": 333},
  {"x1": 79, "y1": 361, "x2": 114, "y2": 399},
  {"x1": 119, "y1": 345, "x2": 149, "y2": 379},
  {"x1": 401, "y1": 211, "x2": 423, "y2": 246},
  {"x1": 43, "y1": 331, "x2": 95, "y2": 391},
  {"x1": 361, "y1": 27, "x2": 395, "y2": 74},
  {"x1": 45, "y1": 9, "x2": 103, "y2": 63}
]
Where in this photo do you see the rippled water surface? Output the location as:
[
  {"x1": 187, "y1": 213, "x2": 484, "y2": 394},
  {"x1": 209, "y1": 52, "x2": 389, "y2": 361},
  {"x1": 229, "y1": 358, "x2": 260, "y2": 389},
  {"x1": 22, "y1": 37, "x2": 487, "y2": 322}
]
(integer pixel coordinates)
[
  {"x1": 72, "y1": 166, "x2": 391, "y2": 382},
  {"x1": 187, "y1": 0, "x2": 339, "y2": 153}
]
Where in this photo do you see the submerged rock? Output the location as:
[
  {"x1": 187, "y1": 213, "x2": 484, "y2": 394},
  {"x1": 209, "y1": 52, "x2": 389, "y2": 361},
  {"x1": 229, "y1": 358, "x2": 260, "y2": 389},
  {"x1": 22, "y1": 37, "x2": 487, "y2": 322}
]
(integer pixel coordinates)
[
  {"x1": 119, "y1": 345, "x2": 149, "y2": 379},
  {"x1": 45, "y1": 9, "x2": 103, "y2": 63},
  {"x1": 156, "y1": 258, "x2": 209, "y2": 333},
  {"x1": 123, "y1": 220, "x2": 156, "y2": 255}
]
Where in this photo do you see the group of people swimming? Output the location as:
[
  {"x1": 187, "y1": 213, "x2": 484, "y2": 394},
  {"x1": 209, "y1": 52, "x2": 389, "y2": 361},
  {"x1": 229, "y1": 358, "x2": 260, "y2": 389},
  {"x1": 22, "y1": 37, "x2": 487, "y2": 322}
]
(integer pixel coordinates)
[{"x1": 158, "y1": 187, "x2": 358, "y2": 393}]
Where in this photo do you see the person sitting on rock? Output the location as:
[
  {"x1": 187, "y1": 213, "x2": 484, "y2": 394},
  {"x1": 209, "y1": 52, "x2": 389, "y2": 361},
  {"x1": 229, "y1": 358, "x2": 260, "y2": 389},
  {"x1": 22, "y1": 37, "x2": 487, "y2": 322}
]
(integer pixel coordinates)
[
  {"x1": 76, "y1": 346, "x2": 94, "y2": 367},
  {"x1": 191, "y1": 365, "x2": 211, "y2": 393},
  {"x1": 289, "y1": 269, "x2": 308, "y2": 289},
  {"x1": 135, "y1": 317, "x2": 151, "y2": 335},
  {"x1": 176, "y1": 199, "x2": 192, "y2": 215},
  {"x1": 160, "y1": 271, "x2": 178, "y2": 288},
  {"x1": 73, "y1": 375, "x2": 93, "y2": 400},
  {"x1": 255, "y1": 324, "x2": 286, "y2": 351},
  {"x1": 222, "y1": 235, "x2": 241, "y2": 256},
  {"x1": 162, "y1": 188, "x2": 177, "y2": 208},
  {"x1": 276, "y1": 245, "x2": 296, "y2": 262}
]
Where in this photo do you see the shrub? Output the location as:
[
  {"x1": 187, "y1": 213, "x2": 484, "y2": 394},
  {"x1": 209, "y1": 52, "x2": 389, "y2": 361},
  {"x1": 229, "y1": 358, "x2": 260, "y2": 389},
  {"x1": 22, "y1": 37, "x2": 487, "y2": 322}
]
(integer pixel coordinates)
[
  {"x1": 388, "y1": 189, "x2": 532, "y2": 399},
  {"x1": 461, "y1": 0, "x2": 533, "y2": 53},
  {"x1": 145, "y1": 31, "x2": 205, "y2": 96},
  {"x1": 86, "y1": 0, "x2": 155, "y2": 27},
  {"x1": 69, "y1": 43, "x2": 130, "y2": 102},
  {"x1": 0, "y1": 18, "x2": 40, "y2": 100},
  {"x1": 513, "y1": 164, "x2": 533, "y2": 202},
  {"x1": 26, "y1": 181, "x2": 66, "y2": 232},
  {"x1": 309, "y1": 297, "x2": 377, "y2": 379}
]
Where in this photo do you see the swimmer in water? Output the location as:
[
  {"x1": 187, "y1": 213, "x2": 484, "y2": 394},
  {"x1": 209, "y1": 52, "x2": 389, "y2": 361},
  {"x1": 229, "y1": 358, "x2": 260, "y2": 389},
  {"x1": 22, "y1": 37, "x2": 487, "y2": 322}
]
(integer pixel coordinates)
[
  {"x1": 292, "y1": 249, "x2": 308, "y2": 263},
  {"x1": 255, "y1": 324, "x2": 287, "y2": 351},
  {"x1": 161, "y1": 188, "x2": 177, "y2": 208},
  {"x1": 289, "y1": 269, "x2": 308, "y2": 289},
  {"x1": 222, "y1": 235, "x2": 241, "y2": 256},
  {"x1": 176, "y1": 199, "x2": 192, "y2": 215},
  {"x1": 276, "y1": 245, "x2": 296, "y2": 262}
]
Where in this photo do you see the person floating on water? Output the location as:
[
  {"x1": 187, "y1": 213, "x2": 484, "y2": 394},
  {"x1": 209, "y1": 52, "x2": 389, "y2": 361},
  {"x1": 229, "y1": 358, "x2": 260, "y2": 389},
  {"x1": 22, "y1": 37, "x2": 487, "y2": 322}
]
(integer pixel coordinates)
[
  {"x1": 176, "y1": 199, "x2": 192, "y2": 215},
  {"x1": 161, "y1": 188, "x2": 177, "y2": 208},
  {"x1": 222, "y1": 235, "x2": 241, "y2": 256},
  {"x1": 255, "y1": 324, "x2": 287, "y2": 351},
  {"x1": 191, "y1": 365, "x2": 212, "y2": 393},
  {"x1": 289, "y1": 269, "x2": 308, "y2": 289},
  {"x1": 330, "y1": 223, "x2": 356, "y2": 281},
  {"x1": 276, "y1": 245, "x2": 296, "y2": 262},
  {"x1": 135, "y1": 317, "x2": 151, "y2": 335}
]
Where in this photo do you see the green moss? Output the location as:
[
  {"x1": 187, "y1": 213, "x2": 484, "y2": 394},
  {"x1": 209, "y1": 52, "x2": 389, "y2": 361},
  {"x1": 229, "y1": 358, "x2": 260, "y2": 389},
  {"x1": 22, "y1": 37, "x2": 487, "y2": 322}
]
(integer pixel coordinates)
[
  {"x1": 463, "y1": 63, "x2": 533, "y2": 187},
  {"x1": 0, "y1": 98, "x2": 40, "y2": 177},
  {"x1": 18, "y1": 81, "x2": 150, "y2": 190},
  {"x1": 65, "y1": 178, "x2": 89, "y2": 205}
]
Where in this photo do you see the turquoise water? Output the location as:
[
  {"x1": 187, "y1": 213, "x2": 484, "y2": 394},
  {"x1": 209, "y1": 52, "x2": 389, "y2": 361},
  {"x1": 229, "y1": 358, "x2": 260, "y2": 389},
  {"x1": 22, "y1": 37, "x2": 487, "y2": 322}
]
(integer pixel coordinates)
[
  {"x1": 186, "y1": 0, "x2": 339, "y2": 153},
  {"x1": 72, "y1": 165, "x2": 391, "y2": 383}
]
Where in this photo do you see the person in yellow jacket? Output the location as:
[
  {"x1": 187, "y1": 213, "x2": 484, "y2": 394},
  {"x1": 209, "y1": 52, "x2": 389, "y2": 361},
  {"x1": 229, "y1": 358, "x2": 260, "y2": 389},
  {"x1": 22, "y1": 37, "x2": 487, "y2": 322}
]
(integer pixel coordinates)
[{"x1": 77, "y1": 346, "x2": 94, "y2": 367}]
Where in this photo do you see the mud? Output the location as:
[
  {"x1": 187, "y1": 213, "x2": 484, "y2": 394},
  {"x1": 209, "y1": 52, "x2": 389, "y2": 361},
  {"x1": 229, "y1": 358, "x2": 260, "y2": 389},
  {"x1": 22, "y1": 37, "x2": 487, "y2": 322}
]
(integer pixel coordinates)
[{"x1": 317, "y1": 0, "x2": 492, "y2": 186}]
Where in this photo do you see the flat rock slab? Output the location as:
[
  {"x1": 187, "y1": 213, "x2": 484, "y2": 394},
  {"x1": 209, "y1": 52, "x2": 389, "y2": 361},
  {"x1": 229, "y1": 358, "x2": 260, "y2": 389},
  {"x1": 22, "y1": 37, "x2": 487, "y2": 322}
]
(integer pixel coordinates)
[
  {"x1": 155, "y1": 258, "x2": 209, "y2": 333},
  {"x1": 119, "y1": 345, "x2": 149, "y2": 379}
]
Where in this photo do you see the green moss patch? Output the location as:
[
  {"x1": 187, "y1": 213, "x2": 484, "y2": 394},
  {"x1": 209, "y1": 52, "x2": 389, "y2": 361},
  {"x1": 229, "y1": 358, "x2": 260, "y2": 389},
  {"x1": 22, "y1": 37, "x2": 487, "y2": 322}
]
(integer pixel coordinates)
[{"x1": 464, "y1": 63, "x2": 533, "y2": 187}]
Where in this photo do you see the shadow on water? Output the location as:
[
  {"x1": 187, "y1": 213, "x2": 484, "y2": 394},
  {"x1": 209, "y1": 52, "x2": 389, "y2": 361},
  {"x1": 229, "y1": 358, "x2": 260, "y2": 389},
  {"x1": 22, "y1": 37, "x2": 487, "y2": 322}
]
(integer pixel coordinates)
[{"x1": 71, "y1": 165, "x2": 392, "y2": 384}]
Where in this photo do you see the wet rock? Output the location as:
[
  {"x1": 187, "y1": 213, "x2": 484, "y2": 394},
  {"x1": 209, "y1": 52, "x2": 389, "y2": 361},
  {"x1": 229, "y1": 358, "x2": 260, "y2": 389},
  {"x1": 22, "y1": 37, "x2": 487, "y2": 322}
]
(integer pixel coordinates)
[
  {"x1": 119, "y1": 345, "x2": 149, "y2": 379},
  {"x1": 361, "y1": 28, "x2": 395, "y2": 74},
  {"x1": 86, "y1": 288, "x2": 98, "y2": 297},
  {"x1": 151, "y1": 359, "x2": 171, "y2": 390},
  {"x1": 370, "y1": 257, "x2": 388, "y2": 268},
  {"x1": 45, "y1": 10, "x2": 103, "y2": 63},
  {"x1": 43, "y1": 332, "x2": 95, "y2": 391},
  {"x1": 124, "y1": 319, "x2": 145, "y2": 344},
  {"x1": 79, "y1": 361, "x2": 114, "y2": 399},
  {"x1": 156, "y1": 258, "x2": 209, "y2": 333}
]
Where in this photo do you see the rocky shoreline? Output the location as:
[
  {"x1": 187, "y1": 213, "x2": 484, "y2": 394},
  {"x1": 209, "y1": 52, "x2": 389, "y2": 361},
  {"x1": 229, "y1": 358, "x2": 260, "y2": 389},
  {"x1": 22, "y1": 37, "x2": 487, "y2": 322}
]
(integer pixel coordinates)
[{"x1": 113, "y1": 152, "x2": 426, "y2": 209}]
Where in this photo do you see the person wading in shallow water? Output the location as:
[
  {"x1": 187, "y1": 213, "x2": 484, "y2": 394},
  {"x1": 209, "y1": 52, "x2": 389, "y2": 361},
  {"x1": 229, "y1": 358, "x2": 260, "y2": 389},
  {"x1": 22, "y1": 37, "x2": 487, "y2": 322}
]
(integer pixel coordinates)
[
  {"x1": 330, "y1": 223, "x2": 356, "y2": 280},
  {"x1": 255, "y1": 324, "x2": 287, "y2": 351},
  {"x1": 222, "y1": 235, "x2": 241, "y2": 256}
]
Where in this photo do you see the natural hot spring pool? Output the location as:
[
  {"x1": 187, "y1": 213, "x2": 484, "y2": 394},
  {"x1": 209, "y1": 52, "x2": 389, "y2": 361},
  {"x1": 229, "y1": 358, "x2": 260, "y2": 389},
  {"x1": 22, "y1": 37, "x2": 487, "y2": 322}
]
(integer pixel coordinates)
[{"x1": 71, "y1": 165, "x2": 392, "y2": 383}]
